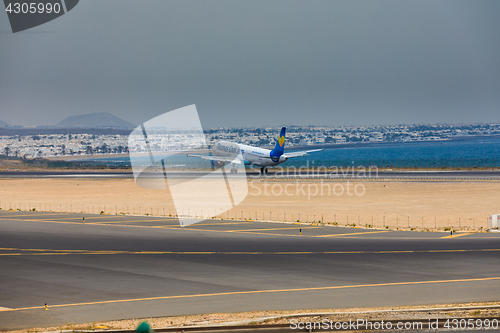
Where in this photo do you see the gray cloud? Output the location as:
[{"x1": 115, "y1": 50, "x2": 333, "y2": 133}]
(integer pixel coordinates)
[{"x1": 1, "y1": 0, "x2": 499, "y2": 128}]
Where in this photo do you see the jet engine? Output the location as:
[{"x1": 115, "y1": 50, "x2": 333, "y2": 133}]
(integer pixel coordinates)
[{"x1": 212, "y1": 160, "x2": 226, "y2": 169}]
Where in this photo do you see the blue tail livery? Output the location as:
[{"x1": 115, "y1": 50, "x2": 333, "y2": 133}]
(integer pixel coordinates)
[{"x1": 270, "y1": 127, "x2": 286, "y2": 160}]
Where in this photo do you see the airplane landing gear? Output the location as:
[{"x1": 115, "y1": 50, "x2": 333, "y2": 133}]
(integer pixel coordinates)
[
  {"x1": 230, "y1": 163, "x2": 237, "y2": 174},
  {"x1": 260, "y1": 167, "x2": 268, "y2": 175}
]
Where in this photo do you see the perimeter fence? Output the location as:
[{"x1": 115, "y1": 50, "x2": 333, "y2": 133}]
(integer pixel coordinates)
[{"x1": 0, "y1": 201, "x2": 492, "y2": 232}]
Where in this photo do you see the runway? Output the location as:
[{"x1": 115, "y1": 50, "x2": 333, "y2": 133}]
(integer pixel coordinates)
[
  {"x1": 0, "y1": 211, "x2": 499, "y2": 330},
  {"x1": 1, "y1": 169, "x2": 500, "y2": 179}
]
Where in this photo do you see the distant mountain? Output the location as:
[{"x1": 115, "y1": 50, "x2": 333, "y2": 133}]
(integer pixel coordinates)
[
  {"x1": 55, "y1": 112, "x2": 135, "y2": 129},
  {"x1": 0, "y1": 120, "x2": 10, "y2": 128}
]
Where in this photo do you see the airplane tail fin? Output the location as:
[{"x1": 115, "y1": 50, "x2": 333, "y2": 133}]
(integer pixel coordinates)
[{"x1": 271, "y1": 127, "x2": 286, "y2": 157}]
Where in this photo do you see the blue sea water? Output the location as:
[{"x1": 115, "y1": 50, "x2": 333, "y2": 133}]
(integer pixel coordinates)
[
  {"x1": 80, "y1": 137, "x2": 500, "y2": 168},
  {"x1": 288, "y1": 137, "x2": 500, "y2": 168}
]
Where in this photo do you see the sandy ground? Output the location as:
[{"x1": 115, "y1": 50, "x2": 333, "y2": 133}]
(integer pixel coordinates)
[
  {"x1": 3, "y1": 302, "x2": 499, "y2": 333},
  {"x1": 0, "y1": 178, "x2": 499, "y2": 230}
]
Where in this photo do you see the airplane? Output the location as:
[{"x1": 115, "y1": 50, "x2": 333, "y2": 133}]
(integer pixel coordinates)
[{"x1": 188, "y1": 127, "x2": 322, "y2": 174}]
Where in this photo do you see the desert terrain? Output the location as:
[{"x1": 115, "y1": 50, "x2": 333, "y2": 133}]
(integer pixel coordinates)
[{"x1": 0, "y1": 178, "x2": 498, "y2": 230}]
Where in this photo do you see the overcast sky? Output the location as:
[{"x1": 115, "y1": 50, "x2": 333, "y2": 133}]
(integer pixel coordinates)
[{"x1": 1, "y1": 0, "x2": 499, "y2": 128}]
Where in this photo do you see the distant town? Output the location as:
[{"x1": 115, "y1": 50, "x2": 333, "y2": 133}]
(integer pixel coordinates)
[{"x1": 1, "y1": 122, "x2": 500, "y2": 158}]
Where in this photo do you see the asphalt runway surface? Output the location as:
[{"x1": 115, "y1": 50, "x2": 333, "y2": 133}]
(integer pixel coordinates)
[
  {"x1": 0, "y1": 211, "x2": 499, "y2": 330},
  {"x1": 1, "y1": 170, "x2": 500, "y2": 179}
]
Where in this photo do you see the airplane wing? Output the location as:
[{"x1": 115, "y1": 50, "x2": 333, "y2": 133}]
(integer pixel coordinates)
[
  {"x1": 187, "y1": 154, "x2": 244, "y2": 164},
  {"x1": 283, "y1": 149, "x2": 323, "y2": 159}
]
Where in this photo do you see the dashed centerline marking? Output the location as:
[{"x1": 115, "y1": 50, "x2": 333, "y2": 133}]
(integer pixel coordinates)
[
  {"x1": 226, "y1": 227, "x2": 322, "y2": 232},
  {"x1": 318, "y1": 230, "x2": 390, "y2": 237},
  {"x1": 2, "y1": 276, "x2": 499, "y2": 312},
  {"x1": 190, "y1": 221, "x2": 255, "y2": 226},
  {"x1": 0, "y1": 247, "x2": 499, "y2": 256},
  {"x1": 440, "y1": 233, "x2": 474, "y2": 239}
]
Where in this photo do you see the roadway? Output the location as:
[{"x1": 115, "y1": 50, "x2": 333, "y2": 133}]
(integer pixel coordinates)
[
  {"x1": 0, "y1": 211, "x2": 499, "y2": 330},
  {"x1": 1, "y1": 169, "x2": 500, "y2": 179}
]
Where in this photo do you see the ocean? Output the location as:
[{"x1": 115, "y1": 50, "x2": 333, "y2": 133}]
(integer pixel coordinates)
[
  {"x1": 289, "y1": 136, "x2": 500, "y2": 168},
  {"x1": 78, "y1": 136, "x2": 500, "y2": 169}
]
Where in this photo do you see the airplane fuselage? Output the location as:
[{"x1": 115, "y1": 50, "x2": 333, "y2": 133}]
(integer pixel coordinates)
[
  {"x1": 188, "y1": 127, "x2": 320, "y2": 172},
  {"x1": 212, "y1": 141, "x2": 287, "y2": 167}
]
